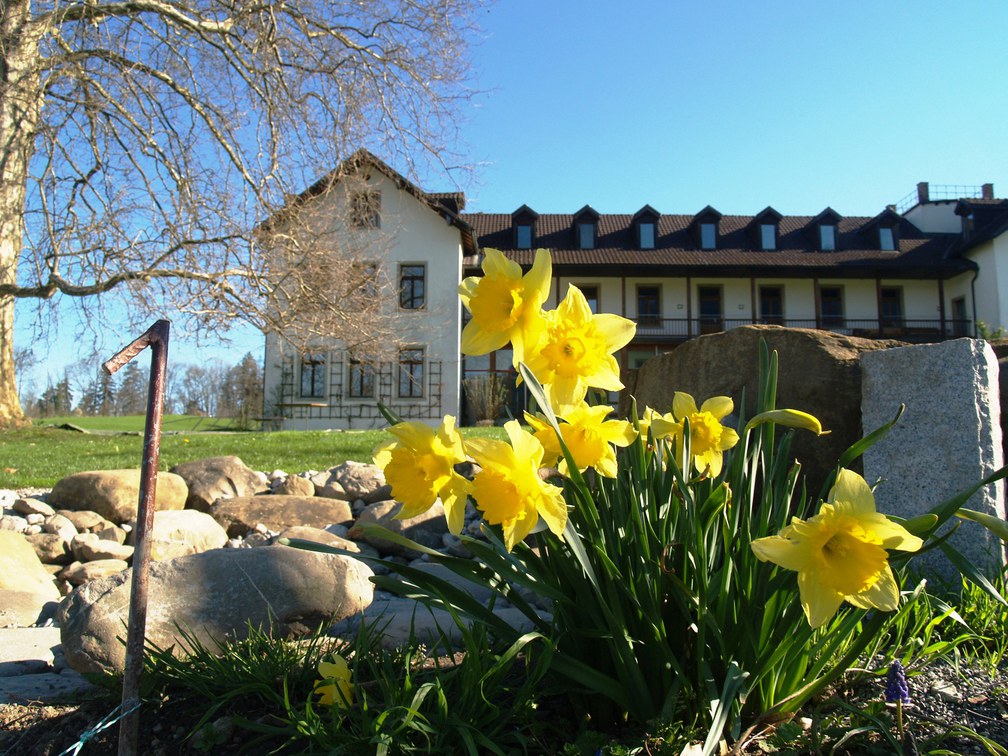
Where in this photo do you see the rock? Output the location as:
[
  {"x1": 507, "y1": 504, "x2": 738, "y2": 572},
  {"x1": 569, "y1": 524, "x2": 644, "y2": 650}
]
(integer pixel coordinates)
[
  {"x1": 0, "y1": 514, "x2": 28, "y2": 533},
  {"x1": 274, "y1": 475, "x2": 315, "y2": 497},
  {"x1": 96, "y1": 524, "x2": 127, "y2": 544},
  {"x1": 71, "y1": 533, "x2": 134, "y2": 563},
  {"x1": 0, "y1": 531, "x2": 60, "y2": 627},
  {"x1": 60, "y1": 559, "x2": 129, "y2": 586},
  {"x1": 211, "y1": 495, "x2": 353, "y2": 539},
  {"x1": 862, "y1": 339, "x2": 1007, "y2": 584},
  {"x1": 13, "y1": 498, "x2": 55, "y2": 517},
  {"x1": 169, "y1": 456, "x2": 269, "y2": 512},
  {"x1": 348, "y1": 499, "x2": 448, "y2": 556},
  {"x1": 48, "y1": 470, "x2": 188, "y2": 524},
  {"x1": 330, "y1": 461, "x2": 391, "y2": 503},
  {"x1": 43, "y1": 514, "x2": 78, "y2": 541},
  {"x1": 138, "y1": 509, "x2": 229, "y2": 561},
  {"x1": 277, "y1": 525, "x2": 361, "y2": 554},
  {"x1": 58, "y1": 547, "x2": 374, "y2": 676},
  {"x1": 24, "y1": 533, "x2": 73, "y2": 565},
  {"x1": 57, "y1": 510, "x2": 111, "y2": 533},
  {"x1": 0, "y1": 626, "x2": 63, "y2": 677},
  {"x1": 622, "y1": 325, "x2": 902, "y2": 492}
]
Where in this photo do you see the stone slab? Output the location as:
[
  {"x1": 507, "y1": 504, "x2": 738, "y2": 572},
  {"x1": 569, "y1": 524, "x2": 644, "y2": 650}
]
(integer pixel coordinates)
[
  {"x1": 861, "y1": 338, "x2": 1007, "y2": 585},
  {"x1": 0, "y1": 627, "x2": 63, "y2": 677},
  {"x1": 0, "y1": 670, "x2": 101, "y2": 704}
]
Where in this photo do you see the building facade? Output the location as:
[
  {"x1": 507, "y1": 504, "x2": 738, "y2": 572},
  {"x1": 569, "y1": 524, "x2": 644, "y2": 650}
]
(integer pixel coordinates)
[{"x1": 262, "y1": 152, "x2": 1008, "y2": 429}]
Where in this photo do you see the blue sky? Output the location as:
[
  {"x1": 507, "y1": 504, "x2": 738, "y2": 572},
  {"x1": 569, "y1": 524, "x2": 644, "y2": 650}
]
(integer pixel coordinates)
[{"x1": 17, "y1": 1, "x2": 1008, "y2": 397}]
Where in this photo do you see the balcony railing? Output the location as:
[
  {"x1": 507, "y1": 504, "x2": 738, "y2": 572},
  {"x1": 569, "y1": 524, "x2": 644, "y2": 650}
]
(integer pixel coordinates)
[{"x1": 629, "y1": 317, "x2": 974, "y2": 343}]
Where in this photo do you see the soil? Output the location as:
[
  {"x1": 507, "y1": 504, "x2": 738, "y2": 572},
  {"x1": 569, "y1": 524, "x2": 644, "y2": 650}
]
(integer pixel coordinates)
[{"x1": 2, "y1": 659, "x2": 1006, "y2": 755}]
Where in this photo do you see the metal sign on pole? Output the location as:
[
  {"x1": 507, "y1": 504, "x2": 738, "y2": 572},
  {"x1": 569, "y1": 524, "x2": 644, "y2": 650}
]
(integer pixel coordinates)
[{"x1": 101, "y1": 320, "x2": 170, "y2": 756}]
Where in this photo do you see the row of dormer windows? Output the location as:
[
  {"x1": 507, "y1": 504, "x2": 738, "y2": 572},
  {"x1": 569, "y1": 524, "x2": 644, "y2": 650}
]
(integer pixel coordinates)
[{"x1": 511, "y1": 216, "x2": 898, "y2": 252}]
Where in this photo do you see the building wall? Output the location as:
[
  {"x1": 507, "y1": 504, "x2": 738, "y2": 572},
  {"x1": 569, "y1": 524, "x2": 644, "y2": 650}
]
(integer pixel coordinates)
[{"x1": 263, "y1": 171, "x2": 463, "y2": 430}]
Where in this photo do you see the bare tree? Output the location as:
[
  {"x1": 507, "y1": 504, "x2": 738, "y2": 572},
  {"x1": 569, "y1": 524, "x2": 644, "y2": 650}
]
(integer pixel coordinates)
[{"x1": 0, "y1": 0, "x2": 479, "y2": 424}]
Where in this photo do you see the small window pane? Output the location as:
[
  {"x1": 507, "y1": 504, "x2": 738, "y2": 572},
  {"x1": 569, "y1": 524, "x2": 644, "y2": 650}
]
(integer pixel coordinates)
[
  {"x1": 879, "y1": 226, "x2": 895, "y2": 251},
  {"x1": 399, "y1": 264, "x2": 425, "y2": 309},
  {"x1": 300, "y1": 353, "x2": 326, "y2": 398},
  {"x1": 347, "y1": 359, "x2": 375, "y2": 398},
  {"x1": 639, "y1": 222, "x2": 655, "y2": 249},
  {"x1": 398, "y1": 347, "x2": 424, "y2": 398},
  {"x1": 578, "y1": 223, "x2": 594, "y2": 249},
  {"x1": 760, "y1": 224, "x2": 776, "y2": 250},
  {"x1": 516, "y1": 224, "x2": 532, "y2": 249},
  {"x1": 700, "y1": 223, "x2": 716, "y2": 249},
  {"x1": 820, "y1": 224, "x2": 836, "y2": 251}
]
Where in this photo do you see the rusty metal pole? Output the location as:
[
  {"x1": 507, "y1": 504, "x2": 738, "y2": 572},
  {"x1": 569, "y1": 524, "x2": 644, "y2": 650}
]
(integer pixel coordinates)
[{"x1": 102, "y1": 320, "x2": 170, "y2": 756}]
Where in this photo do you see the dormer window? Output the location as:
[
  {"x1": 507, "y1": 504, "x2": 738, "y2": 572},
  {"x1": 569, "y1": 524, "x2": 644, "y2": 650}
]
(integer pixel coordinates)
[
  {"x1": 511, "y1": 204, "x2": 538, "y2": 250},
  {"x1": 700, "y1": 222, "x2": 717, "y2": 249},
  {"x1": 879, "y1": 226, "x2": 896, "y2": 251},
  {"x1": 572, "y1": 205, "x2": 600, "y2": 250},
  {"x1": 638, "y1": 222, "x2": 655, "y2": 249},
  {"x1": 691, "y1": 206, "x2": 722, "y2": 250},
  {"x1": 819, "y1": 224, "x2": 836, "y2": 251},
  {"x1": 760, "y1": 223, "x2": 776, "y2": 250},
  {"x1": 632, "y1": 205, "x2": 660, "y2": 250},
  {"x1": 516, "y1": 224, "x2": 532, "y2": 249},
  {"x1": 750, "y1": 207, "x2": 782, "y2": 252}
]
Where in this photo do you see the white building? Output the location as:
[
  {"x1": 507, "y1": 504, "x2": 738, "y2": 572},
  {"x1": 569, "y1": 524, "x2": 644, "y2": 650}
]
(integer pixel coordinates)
[{"x1": 262, "y1": 152, "x2": 1008, "y2": 429}]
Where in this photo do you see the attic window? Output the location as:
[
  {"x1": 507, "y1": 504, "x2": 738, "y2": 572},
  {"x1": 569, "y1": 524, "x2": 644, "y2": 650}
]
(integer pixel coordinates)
[
  {"x1": 516, "y1": 224, "x2": 532, "y2": 249},
  {"x1": 760, "y1": 223, "x2": 776, "y2": 250},
  {"x1": 700, "y1": 223, "x2": 717, "y2": 250},
  {"x1": 879, "y1": 226, "x2": 896, "y2": 251},
  {"x1": 578, "y1": 222, "x2": 595, "y2": 249},
  {"x1": 639, "y1": 222, "x2": 656, "y2": 249},
  {"x1": 819, "y1": 224, "x2": 836, "y2": 251},
  {"x1": 349, "y1": 190, "x2": 381, "y2": 228}
]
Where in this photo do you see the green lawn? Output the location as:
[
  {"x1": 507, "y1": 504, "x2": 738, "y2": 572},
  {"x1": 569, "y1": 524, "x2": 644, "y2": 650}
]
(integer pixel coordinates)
[
  {"x1": 34, "y1": 414, "x2": 243, "y2": 432},
  {"x1": 0, "y1": 421, "x2": 506, "y2": 489}
]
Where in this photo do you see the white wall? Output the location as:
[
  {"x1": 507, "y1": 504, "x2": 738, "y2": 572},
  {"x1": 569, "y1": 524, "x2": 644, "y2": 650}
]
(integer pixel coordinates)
[{"x1": 263, "y1": 170, "x2": 463, "y2": 430}]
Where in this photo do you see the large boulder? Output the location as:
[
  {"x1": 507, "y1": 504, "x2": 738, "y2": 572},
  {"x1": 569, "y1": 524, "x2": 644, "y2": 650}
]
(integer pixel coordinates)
[
  {"x1": 48, "y1": 470, "x2": 188, "y2": 524},
  {"x1": 58, "y1": 546, "x2": 374, "y2": 676},
  {"x1": 138, "y1": 509, "x2": 229, "y2": 561},
  {"x1": 0, "y1": 531, "x2": 60, "y2": 627},
  {"x1": 212, "y1": 495, "x2": 353, "y2": 538},
  {"x1": 169, "y1": 456, "x2": 269, "y2": 512},
  {"x1": 621, "y1": 326, "x2": 903, "y2": 493}
]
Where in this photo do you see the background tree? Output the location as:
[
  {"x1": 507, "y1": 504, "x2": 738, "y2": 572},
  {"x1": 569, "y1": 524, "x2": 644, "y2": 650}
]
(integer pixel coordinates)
[
  {"x1": 219, "y1": 352, "x2": 263, "y2": 429},
  {"x1": 114, "y1": 361, "x2": 148, "y2": 415},
  {"x1": 0, "y1": 0, "x2": 479, "y2": 424}
]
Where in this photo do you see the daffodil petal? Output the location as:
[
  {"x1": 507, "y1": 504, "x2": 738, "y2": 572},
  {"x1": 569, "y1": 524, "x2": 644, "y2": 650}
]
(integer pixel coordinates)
[
  {"x1": 700, "y1": 395, "x2": 733, "y2": 420},
  {"x1": 799, "y1": 571, "x2": 846, "y2": 629},
  {"x1": 673, "y1": 391, "x2": 699, "y2": 420},
  {"x1": 846, "y1": 564, "x2": 900, "y2": 612},
  {"x1": 828, "y1": 468, "x2": 877, "y2": 515}
]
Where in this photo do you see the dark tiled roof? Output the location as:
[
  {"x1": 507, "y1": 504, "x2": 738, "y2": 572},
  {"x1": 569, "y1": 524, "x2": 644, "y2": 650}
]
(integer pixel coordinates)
[{"x1": 462, "y1": 211, "x2": 965, "y2": 278}]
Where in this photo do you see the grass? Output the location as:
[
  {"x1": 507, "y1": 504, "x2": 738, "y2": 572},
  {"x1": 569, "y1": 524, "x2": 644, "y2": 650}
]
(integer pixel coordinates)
[
  {"x1": 0, "y1": 420, "x2": 507, "y2": 489},
  {"x1": 34, "y1": 414, "x2": 244, "y2": 433}
]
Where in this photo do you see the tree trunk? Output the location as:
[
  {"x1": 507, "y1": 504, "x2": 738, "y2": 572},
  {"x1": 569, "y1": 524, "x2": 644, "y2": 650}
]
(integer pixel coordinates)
[{"x1": 0, "y1": 0, "x2": 41, "y2": 425}]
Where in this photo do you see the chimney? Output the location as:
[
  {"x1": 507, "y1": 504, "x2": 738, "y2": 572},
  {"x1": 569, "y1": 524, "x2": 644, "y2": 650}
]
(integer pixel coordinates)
[
  {"x1": 982, "y1": 183, "x2": 994, "y2": 200},
  {"x1": 917, "y1": 182, "x2": 930, "y2": 204}
]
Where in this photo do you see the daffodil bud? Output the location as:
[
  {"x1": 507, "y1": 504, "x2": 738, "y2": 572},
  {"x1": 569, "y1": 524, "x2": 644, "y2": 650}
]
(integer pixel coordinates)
[{"x1": 744, "y1": 409, "x2": 827, "y2": 436}]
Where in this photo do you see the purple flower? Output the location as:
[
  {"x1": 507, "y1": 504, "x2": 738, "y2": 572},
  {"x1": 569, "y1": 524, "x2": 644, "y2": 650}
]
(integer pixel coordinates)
[{"x1": 885, "y1": 660, "x2": 910, "y2": 704}]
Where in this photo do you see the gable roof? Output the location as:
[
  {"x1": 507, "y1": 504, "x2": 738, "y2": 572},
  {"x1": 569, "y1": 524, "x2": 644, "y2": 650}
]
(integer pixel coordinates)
[{"x1": 258, "y1": 149, "x2": 476, "y2": 252}]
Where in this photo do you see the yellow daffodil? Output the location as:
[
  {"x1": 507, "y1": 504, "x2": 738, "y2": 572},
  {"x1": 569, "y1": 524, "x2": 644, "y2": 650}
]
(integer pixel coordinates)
[
  {"x1": 464, "y1": 420, "x2": 567, "y2": 552},
  {"x1": 524, "y1": 284, "x2": 636, "y2": 405},
  {"x1": 458, "y1": 247, "x2": 551, "y2": 365},
  {"x1": 745, "y1": 408, "x2": 826, "y2": 436},
  {"x1": 525, "y1": 402, "x2": 637, "y2": 477},
  {"x1": 651, "y1": 391, "x2": 739, "y2": 477},
  {"x1": 751, "y1": 469, "x2": 923, "y2": 629},
  {"x1": 372, "y1": 416, "x2": 470, "y2": 534},
  {"x1": 314, "y1": 654, "x2": 354, "y2": 707}
]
